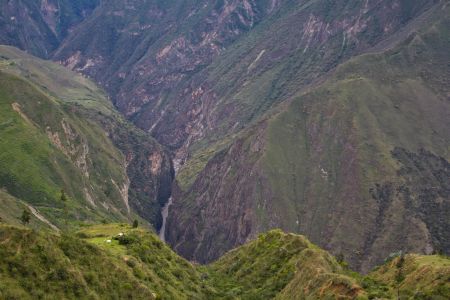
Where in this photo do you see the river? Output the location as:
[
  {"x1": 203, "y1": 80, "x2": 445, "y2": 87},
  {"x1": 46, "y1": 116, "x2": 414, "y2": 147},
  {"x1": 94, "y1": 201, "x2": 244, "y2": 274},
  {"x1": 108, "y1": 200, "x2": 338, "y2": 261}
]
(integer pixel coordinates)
[{"x1": 158, "y1": 196, "x2": 173, "y2": 242}]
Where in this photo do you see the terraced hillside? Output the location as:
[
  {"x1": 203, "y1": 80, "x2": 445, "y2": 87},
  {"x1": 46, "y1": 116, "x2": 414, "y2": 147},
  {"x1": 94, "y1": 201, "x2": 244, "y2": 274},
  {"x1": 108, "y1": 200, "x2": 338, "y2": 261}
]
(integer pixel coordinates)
[
  {"x1": 0, "y1": 224, "x2": 449, "y2": 299},
  {"x1": 0, "y1": 46, "x2": 172, "y2": 230}
]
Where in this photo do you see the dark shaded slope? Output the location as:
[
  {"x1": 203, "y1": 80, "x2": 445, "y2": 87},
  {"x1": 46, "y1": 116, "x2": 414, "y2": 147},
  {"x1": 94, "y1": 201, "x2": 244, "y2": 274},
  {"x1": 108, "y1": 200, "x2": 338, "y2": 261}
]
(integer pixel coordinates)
[{"x1": 0, "y1": 0, "x2": 99, "y2": 58}]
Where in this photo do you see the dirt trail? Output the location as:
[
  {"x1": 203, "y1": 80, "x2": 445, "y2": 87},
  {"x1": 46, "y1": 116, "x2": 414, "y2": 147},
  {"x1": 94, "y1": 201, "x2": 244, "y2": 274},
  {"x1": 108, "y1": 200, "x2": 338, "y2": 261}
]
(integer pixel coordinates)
[{"x1": 25, "y1": 204, "x2": 60, "y2": 232}]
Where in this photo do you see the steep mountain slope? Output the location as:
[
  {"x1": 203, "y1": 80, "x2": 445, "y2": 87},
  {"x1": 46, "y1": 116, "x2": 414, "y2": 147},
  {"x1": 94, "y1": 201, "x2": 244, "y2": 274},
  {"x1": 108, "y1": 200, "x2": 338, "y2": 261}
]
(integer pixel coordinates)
[
  {"x1": 166, "y1": 1, "x2": 450, "y2": 272},
  {"x1": 1, "y1": 224, "x2": 449, "y2": 299},
  {"x1": 54, "y1": 0, "x2": 437, "y2": 156},
  {"x1": 0, "y1": 0, "x2": 448, "y2": 276},
  {"x1": 53, "y1": 0, "x2": 284, "y2": 141},
  {"x1": 0, "y1": 0, "x2": 99, "y2": 58},
  {"x1": 369, "y1": 254, "x2": 450, "y2": 299},
  {"x1": 0, "y1": 46, "x2": 172, "y2": 229}
]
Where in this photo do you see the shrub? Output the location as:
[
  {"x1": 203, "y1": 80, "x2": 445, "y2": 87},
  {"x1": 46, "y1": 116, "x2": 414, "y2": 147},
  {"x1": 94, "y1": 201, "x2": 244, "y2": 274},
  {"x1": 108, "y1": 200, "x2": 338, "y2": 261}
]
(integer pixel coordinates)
[
  {"x1": 118, "y1": 234, "x2": 139, "y2": 246},
  {"x1": 132, "y1": 220, "x2": 139, "y2": 228},
  {"x1": 20, "y1": 209, "x2": 31, "y2": 225}
]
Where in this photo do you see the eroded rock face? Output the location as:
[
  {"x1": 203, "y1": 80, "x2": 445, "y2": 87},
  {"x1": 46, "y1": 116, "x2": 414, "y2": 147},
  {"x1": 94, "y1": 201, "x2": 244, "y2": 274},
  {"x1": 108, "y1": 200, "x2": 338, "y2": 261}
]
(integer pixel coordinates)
[
  {"x1": 53, "y1": 0, "x2": 286, "y2": 149},
  {"x1": 54, "y1": 0, "x2": 436, "y2": 159},
  {"x1": 0, "y1": 0, "x2": 99, "y2": 58}
]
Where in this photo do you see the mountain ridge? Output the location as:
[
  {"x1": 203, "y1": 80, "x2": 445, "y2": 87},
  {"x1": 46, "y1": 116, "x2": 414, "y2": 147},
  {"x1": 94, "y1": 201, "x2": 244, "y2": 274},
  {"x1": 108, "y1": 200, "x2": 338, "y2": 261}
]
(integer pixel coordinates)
[{"x1": 0, "y1": 223, "x2": 449, "y2": 299}]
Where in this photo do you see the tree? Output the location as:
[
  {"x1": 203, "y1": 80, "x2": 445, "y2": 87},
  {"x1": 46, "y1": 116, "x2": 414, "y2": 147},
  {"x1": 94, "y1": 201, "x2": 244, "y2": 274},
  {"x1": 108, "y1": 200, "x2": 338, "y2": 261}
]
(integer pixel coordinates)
[
  {"x1": 60, "y1": 189, "x2": 67, "y2": 202},
  {"x1": 336, "y1": 252, "x2": 349, "y2": 269},
  {"x1": 60, "y1": 189, "x2": 69, "y2": 226},
  {"x1": 336, "y1": 253, "x2": 345, "y2": 264},
  {"x1": 132, "y1": 219, "x2": 139, "y2": 228},
  {"x1": 395, "y1": 252, "x2": 406, "y2": 299},
  {"x1": 21, "y1": 209, "x2": 31, "y2": 225}
]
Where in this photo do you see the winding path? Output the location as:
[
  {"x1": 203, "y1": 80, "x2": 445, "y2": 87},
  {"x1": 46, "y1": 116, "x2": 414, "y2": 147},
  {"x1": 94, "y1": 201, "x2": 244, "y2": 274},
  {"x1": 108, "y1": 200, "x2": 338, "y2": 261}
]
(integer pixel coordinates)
[{"x1": 25, "y1": 204, "x2": 60, "y2": 232}]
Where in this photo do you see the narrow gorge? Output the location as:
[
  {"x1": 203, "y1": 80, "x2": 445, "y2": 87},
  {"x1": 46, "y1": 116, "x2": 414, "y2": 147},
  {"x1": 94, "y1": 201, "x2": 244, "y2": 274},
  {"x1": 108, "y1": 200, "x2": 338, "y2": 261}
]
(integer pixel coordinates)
[{"x1": 0, "y1": 0, "x2": 448, "y2": 278}]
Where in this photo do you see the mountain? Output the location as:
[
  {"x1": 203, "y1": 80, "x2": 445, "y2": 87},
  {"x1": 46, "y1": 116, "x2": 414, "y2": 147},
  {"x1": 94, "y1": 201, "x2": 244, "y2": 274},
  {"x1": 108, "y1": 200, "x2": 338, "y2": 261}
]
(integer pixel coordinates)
[
  {"x1": 52, "y1": 0, "x2": 285, "y2": 142},
  {"x1": 165, "y1": 0, "x2": 450, "y2": 272},
  {"x1": 0, "y1": 46, "x2": 172, "y2": 230},
  {"x1": 0, "y1": 224, "x2": 449, "y2": 299},
  {"x1": 0, "y1": 0, "x2": 100, "y2": 58},
  {"x1": 0, "y1": 0, "x2": 448, "y2": 275},
  {"x1": 52, "y1": 0, "x2": 438, "y2": 154}
]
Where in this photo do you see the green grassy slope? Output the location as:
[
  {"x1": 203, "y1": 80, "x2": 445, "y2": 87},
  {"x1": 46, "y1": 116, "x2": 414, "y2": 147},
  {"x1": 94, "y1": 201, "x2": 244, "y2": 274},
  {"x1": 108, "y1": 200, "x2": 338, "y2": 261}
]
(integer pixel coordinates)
[
  {"x1": 0, "y1": 190, "x2": 54, "y2": 230},
  {"x1": 208, "y1": 229, "x2": 366, "y2": 299},
  {"x1": 0, "y1": 225, "x2": 155, "y2": 299},
  {"x1": 0, "y1": 46, "x2": 173, "y2": 230},
  {"x1": 75, "y1": 224, "x2": 212, "y2": 299},
  {"x1": 1, "y1": 224, "x2": 448, "y2": 299},
  {"x1": 0, "y1": 223, "x2": 212, "y2": 299},
  {"x1": 0, "y1": 70, "x2": 118, "y2": 228},
  {"x1": 369, "y1": 254, "x2": 450, "y2": 299}
]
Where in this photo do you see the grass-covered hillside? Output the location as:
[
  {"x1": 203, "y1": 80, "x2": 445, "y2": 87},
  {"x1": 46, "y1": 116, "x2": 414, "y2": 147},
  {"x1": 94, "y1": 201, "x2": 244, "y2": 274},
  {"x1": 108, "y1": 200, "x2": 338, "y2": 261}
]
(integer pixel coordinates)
[
  {"x1": 0, "y1": 46, "x2": 173, "y2": 230},
  {"x1": 0, "y1": 224, "x2": 448, "y2": 299},
  {"x1": 370, "y1": 254, "x2": 450, "y2": 299},
  {"x1": 0, "y1": 224, "x2": 156, "y2": 299},
  {"x1": 208, "y1": 229, "x2": 366, "y2": 299}
]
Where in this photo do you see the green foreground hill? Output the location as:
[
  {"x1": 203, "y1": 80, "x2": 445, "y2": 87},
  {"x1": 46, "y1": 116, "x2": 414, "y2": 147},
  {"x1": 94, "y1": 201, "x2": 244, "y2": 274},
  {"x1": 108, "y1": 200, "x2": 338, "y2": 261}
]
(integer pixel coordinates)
[{"x1": 0, "y1": 224, "x2": 448, "y2": 300}]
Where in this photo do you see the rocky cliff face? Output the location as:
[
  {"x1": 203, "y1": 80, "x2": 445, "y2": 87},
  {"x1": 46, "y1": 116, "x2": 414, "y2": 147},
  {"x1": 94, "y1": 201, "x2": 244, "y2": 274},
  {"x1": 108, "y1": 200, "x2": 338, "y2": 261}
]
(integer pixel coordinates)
[
  {"x1": 0, "y1": 0, "x2": 99, "y2": 58},
  {"x1": 52, "y1": 0, "x2": 285, "y2": 149},
  {"x1": 54, "y1": 0, "x2": 436, "y2": 156},
  {"x1": 93, "y1": 111, "x2": 174, "y2": 228}
]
